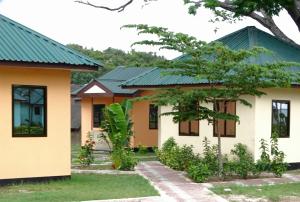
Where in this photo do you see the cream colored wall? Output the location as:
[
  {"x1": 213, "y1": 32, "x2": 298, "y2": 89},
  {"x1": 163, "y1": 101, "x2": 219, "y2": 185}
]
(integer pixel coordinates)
[
  {"x1": 254, "y1": 88, "x2": 300, "y2": 163},
  {"x1": 159, "y1": 96, "x2": 256, "y2": 157},
  {"x1": 0, "y1": 66, "x2": 71, "y2": 180}
]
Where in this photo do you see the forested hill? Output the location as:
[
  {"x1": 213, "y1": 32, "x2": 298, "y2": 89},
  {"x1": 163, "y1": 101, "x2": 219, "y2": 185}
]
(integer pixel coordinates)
[{"x1": 67, "y1": 44, "x2": 166, "y2": 84}]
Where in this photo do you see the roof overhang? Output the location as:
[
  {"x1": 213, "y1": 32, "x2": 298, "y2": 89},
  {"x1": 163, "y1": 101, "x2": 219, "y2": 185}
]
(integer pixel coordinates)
[{"x1": 0, "y1": 61, "x2": 100, "y2": 71}]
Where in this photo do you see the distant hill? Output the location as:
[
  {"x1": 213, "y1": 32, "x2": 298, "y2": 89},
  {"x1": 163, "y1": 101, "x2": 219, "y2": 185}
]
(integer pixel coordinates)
[{"x1": 67, "y1": 44, "x2": 166, "y2": 84}]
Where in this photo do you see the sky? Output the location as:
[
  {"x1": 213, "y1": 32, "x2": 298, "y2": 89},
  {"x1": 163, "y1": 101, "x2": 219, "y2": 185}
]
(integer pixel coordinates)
[{"x1": 0, "y1": 0, "x2": 299, "y2": 59}]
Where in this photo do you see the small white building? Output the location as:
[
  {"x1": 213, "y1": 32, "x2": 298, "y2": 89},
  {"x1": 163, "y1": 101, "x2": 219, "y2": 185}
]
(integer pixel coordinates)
[{"x1": 121, "y1": 26, "x2": 300, "y2": 168}]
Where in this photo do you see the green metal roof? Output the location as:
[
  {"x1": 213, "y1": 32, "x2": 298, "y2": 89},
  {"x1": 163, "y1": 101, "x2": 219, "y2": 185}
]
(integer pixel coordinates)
[
  {"x1": 122, "y1": 26, "x2": 300, "y2": 88},
  {"x1": 0, "y1": 14, "x2": 101, "y2": 69},
  {"x1": 73, "y1": 67, "x2": 155, "y2": 95}
]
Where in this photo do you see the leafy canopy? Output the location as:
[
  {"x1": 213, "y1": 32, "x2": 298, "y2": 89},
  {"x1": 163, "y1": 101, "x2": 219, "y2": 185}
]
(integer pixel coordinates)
[
  {"x1": 124, "y1": 24, "x2": 300, "y2": 123},
  {"x1": 67, "y1": 44, "x2": 166, "y2": 84}
]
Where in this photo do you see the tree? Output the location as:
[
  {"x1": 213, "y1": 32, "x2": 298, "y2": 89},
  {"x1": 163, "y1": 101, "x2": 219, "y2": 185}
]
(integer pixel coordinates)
[
  {"x1": 75, "y1": 0, "x2": 300, "y2": 46},
  {"x1": 123, "y1": 24, "x2": 300, "y2": 177},
  {"x1": 68, "y1": 44, "x2": 166, "y2": 84}
]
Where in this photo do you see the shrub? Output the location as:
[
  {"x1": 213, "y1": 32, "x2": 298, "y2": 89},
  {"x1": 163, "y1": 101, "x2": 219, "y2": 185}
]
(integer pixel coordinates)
[
  {"x1": 256, "y1": 138, "x2": 271, "y2": 173},
  {"x1": 156, "y1": 137, "x2": 177, "y2": 164},
  {"x1": 137, "y1": 144, "x2": 148, "y2": 155},
  {"x1": 270, "y1": 133, "x2": 287, "y2": 177},
  {"x1": 231, "y1": 143, "x2": 256, "y2": 179},
  {"x1": 78, "y1": 139, "x2": 95, "y2": 166},
  {"x1": 112, "y1": 149, "x2": 138, "y2": 171},
  {"x1": 187, "y1": 161, "x2": 211, "y2": 183},
  {"x1": 165, "y1": 145, "x2": 195, "y2": 171},
  {"x1": 202, "y1": 137, "x2": 219, "y2": 175}
]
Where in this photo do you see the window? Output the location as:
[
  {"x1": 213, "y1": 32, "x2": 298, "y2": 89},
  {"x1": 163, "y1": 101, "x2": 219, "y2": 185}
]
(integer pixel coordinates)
[
  {"x1": 272, "y1": 100, "x2": 290, "y2": 138},
  {"x1": 13, "y1": 85, "x2": 47, "y2": 137},
  {"x1": 178, "y1": 101, "x2": 199, "y2": 136},
  {"x1": 149, "y1": 104, "x2": 158, "y2": 129},
  {"x1": 179, "y1": 120, "x2": 199, "y2": 136},
  {"x1": 93, "y1": 104, "x2": 105, "y2": 128},
  {"x1": 214, "y1": 101, "x2": 236, "y2": 137}
]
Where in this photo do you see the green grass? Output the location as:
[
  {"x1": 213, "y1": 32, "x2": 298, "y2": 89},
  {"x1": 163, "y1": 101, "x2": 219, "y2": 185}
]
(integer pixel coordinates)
[
  {"x1": 0, "y1": 174, "x2": 158, "y2": 202},
  {"x1": 72, "y1": 164, "x2": 113, "y2": 170},
  {"x1": 210, "y1": 182, "x2": 300, "y2": 202}
]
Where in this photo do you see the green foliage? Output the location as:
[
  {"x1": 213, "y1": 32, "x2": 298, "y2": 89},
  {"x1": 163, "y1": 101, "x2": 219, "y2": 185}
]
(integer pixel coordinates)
[
  {"x1": 256, "y1": 139, "x2": 271, "y2": 173},
  {"x1": 270, "y1": 132, "x2": 287, "y2": 177},
  {"x1": 137, "y1": 144, "x2": 148, "y2": 155},
  {"x1": 102, "y1": 100, "x2": 137, "y2": 170},
  {"x1": 67, "y1": 44, "x2": 166, "y2": 84},
  {"x1": 125, "y1": 24, "x2": 300, "y2": 177},
  {"x1": 78, "y1": 138, "x2": 95, "y2": 166},
  {"x1": 202, "y1": 137, "x2": 218, "y2": 175},
  {"x1": 112, "y1": 149, "x2": 137, "y2": 171},
  {"x1": 102, "y1": 100, "x2": 133, "y2": 151},
  {"x1": 230, "y1": 143, "x2": 256, "y2": 179},
  {"x1": 183, "y1": 0, "x2": 293, "y2": 22},
  {"x1": 187, "y1": 161, "x2": 211, "y2": 183},
  {"x1": 156, "y1": 138, "x2": 195, "y2": 171}
]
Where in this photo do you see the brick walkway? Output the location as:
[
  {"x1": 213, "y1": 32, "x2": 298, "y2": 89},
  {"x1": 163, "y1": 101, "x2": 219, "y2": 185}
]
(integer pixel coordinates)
[{"x1": 136, "y1": 161, "x2": 228, "y2": 202}]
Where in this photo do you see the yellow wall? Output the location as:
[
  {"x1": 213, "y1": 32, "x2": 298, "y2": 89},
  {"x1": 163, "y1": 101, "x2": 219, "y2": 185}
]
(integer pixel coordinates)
[
  {"x1": 80, "y1": 91, "x2": 158, "y2": 147},
  {"x1": 131, "y1": 91, "x2": 158, "y2": 147},
  {"x1": 0, "y1": 65, "x2": 71, "y2": 180}
]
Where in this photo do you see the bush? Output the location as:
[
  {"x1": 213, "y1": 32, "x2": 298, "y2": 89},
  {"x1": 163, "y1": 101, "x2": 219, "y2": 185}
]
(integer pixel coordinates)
[
  {"x1": 156, "y1": 138, "x2": 195, "y2": 171},
  {"x1": 137, "y1": 144, "x2": 148, "y2": 155},
  {"x1": 256, "y1": 139, "x2": 271, "y2": 174},
  {"x1": 202, "y1": 137, "x2": 219, "y2": 175},
  {"x1": 230, "y1": 143, "x2": 256, "y2": 179},
  {"x1": 112, "y1": 149, "x2": 138, "y2": 171},
  {"x1": 165, "y1": 145, "x2": 195, "y2": 171},
  {"x1": 156, "y1": 137, "x2": 177, "y2": 164},
  {"x1": 270, "y1": 133, "x2": 287, "y2": 177},
  {"x1": 78, "y1": 139, "x2": 95, "y2": 166},
  {"x1": 187, "y1": 161, "x2": 211, "y2": 183}
]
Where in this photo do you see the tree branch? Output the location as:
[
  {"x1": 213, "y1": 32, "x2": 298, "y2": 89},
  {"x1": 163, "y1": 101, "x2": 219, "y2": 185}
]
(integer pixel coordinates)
[
  {"x1": 216, "y1": 1, "x2": 298, "y2": 46},
  {"x1": 74, "y1": 0, "x2": 134, "y2": 12}
]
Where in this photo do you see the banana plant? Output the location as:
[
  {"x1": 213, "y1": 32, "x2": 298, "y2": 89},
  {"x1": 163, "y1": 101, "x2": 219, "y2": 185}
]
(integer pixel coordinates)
[{"x1": 102, "y1": 99, "x2": 133, "y2": 150}]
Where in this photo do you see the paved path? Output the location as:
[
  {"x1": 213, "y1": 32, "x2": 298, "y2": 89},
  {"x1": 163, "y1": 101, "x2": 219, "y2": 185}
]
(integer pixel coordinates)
[{"x1": 136, "y1": 161, "x2": 227, "y2": 202}]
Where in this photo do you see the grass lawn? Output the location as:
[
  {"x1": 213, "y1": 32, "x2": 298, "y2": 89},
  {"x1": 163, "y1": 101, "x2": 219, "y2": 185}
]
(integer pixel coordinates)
[
  {"x1": 0, "y1": 174, "x2": 158, "y2": 202},
  {"x1": 72, "y1": 164, "x2": 113, "y2": 170},
  {"x1": 210, "y1": 182, "x2": 300, "y2": 202}
]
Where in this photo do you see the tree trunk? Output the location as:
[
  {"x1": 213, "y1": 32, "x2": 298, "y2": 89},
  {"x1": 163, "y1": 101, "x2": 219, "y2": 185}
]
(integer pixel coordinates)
[{"x1": 214, "y1": 100, "x2": 223, "y2": 178}]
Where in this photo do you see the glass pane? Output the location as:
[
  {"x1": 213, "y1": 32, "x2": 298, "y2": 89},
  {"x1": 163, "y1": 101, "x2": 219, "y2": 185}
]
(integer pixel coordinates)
[
  {"x1": 30, "y1": 88, "x2": 45, "y2": 135},
  {"x1": 149, "y1": 104, "x2": 158, "y2": 129},
  {"x1": 179, "y1": 121, "x2": 189, "y2": 135},
  {"x1": 14, "y1": 88, "x2": 30, "y2": 135},
  {"x1": 215, "y1": 119, "x2": 225, "y2": 136},
  {"x1": 93, "y1": 104, "x2": 105, "y2": 128},
  {"x1": 190, "y1": 120, "x2": 199, "y2": 135},
  {"x1": 13, "y1": 87, "x2": 45, "y2": 136},
  {"x1": 272, "y1": 101, "x2": 289, "y2": 137}
]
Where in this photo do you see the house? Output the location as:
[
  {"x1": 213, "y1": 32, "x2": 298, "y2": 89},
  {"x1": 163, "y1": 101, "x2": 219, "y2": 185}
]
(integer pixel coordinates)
[
  {"x1": 71, "y1": 84, "x2": 82, "y2": 145},
  {"x1": 0, "y1": 14, "x2": 101, "y2": 184},
  {"x1": 73, "y1": 67, "x2": 159, "y2": 149},
  {"x1": 121, "y1": 26, "x2": 300, "y2": 167}
]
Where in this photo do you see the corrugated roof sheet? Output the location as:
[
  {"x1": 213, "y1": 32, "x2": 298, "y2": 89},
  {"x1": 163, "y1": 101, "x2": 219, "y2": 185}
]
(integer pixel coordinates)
[
  {"x1": 122, "y1": 26, "x2": 300, "y2": 88},
  {"x1": 0, "y1": 14, "x2": 101, "y2": 69},
  {"x1": 73, "y1": 67, "x2": 156, "y2": 95},
  {"x1": 99, "y1": 66, "x2": 154, "y2": 81}
]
